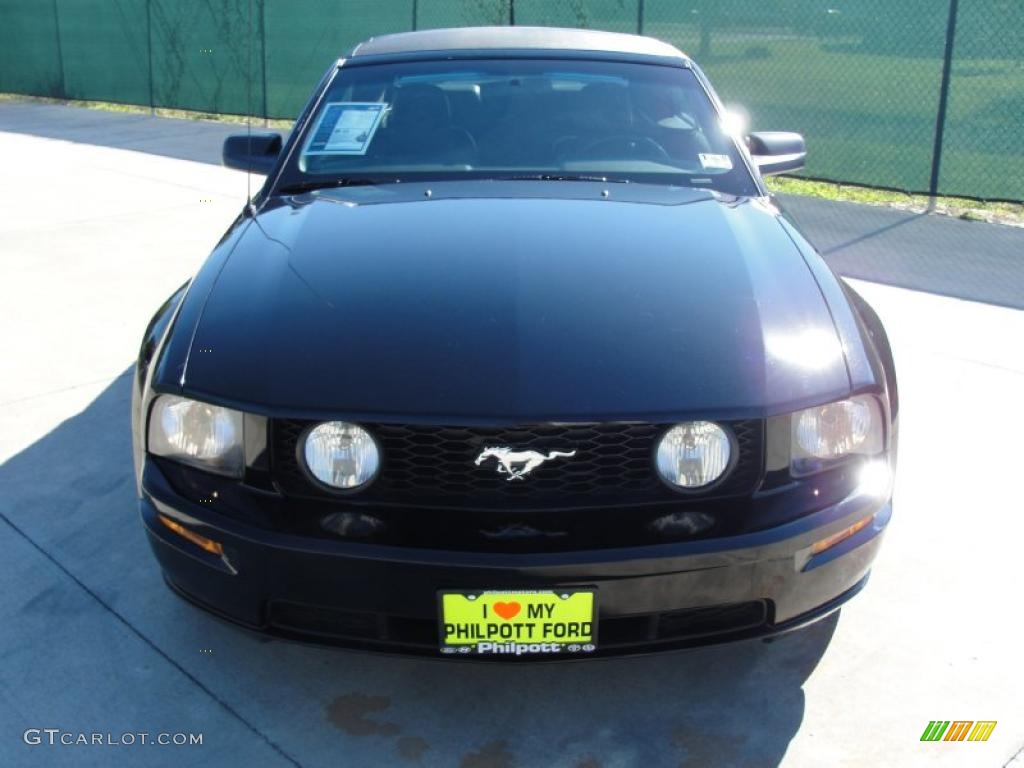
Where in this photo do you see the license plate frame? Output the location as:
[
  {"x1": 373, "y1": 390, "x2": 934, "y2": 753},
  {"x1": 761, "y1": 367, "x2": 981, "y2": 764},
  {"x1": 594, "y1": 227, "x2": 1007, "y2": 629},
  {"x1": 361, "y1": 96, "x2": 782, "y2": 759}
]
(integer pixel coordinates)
[{"x1": 437, "y1": 588, "x2": 598, "y2": 657}]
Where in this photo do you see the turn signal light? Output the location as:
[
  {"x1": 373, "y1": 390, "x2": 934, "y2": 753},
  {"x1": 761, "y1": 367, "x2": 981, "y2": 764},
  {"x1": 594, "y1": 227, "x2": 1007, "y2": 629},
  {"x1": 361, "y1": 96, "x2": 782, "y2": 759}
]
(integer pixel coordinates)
[
  {"x1": 158, "y1": 514, "x2": 224, "y2": 556},
  {"x1": 810, "y1": 514, "x2": 873, "y2": 556}
]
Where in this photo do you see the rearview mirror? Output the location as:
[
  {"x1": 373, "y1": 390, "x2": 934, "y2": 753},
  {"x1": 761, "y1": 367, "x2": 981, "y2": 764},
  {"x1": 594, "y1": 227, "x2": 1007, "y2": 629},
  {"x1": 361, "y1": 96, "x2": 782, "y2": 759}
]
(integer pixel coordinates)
[
  {"x1": 747, "y1": 132, "x2": 806, "y2": 176},
  {"x1": 222, "y1": 132, "x2": 282, "y2": 174}
]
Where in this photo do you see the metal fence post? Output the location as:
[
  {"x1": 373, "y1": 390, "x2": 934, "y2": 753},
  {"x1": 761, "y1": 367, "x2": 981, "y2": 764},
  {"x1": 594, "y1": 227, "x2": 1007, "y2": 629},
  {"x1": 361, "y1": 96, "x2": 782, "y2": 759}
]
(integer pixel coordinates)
[
  {"x1": 146, "y1": 0, "x2": 154, "y2": 113},
  {"x1": 637, "y1": 0, "x2": 645, "y2": 35},
  {"x1": 51, "y1": 0, "x2": 66, "y2": 99},
  {"x1": 411, "y1": 0, "x2": 418, "y2": 30},
  {"x1": 259, "y1": 0, "x2": 268, "y2": 122},
  {"x1": 509, "y1": 0, "x2": 515, "y2": 26},
  {"x1": 929, "y1": 0, "x2": 960, "y2": 207}
]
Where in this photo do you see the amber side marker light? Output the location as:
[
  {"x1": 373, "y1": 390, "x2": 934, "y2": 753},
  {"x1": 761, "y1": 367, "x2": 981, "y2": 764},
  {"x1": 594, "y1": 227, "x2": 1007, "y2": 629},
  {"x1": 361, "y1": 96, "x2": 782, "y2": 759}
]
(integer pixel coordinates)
[
  {"x1": 810, "y1": 514, "x2": 874, "y2": 556},
  {"x1": 158, "y1": 513, "x2": 224, "y2": 556}
]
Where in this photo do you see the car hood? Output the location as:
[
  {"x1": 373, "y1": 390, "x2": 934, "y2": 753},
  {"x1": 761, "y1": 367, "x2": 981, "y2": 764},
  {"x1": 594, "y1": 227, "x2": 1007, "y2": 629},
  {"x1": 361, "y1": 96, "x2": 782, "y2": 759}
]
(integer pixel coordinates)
[{"x1": 179, "y1": 183, "x2": 851, "y2": 421}]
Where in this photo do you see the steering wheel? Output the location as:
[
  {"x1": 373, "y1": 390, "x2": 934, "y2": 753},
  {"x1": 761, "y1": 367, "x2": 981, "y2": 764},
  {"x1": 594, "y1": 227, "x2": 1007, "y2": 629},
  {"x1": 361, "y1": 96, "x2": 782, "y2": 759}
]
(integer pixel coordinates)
[{"x1": 574, "y1": 135, "x2": 671, "y2": 162}]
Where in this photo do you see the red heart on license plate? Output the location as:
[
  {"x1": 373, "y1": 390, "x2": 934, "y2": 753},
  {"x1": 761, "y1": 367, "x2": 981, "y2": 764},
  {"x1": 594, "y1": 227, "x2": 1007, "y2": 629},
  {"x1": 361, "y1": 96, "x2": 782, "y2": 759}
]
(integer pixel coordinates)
[{"x1": 493, "y1": 601, "x2": 521, "y2": 620}]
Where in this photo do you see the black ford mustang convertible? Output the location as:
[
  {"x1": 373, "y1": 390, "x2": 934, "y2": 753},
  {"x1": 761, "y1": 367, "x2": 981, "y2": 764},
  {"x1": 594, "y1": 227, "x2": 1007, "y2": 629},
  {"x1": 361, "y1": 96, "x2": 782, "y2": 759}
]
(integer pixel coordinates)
[{"x1": 132, "y1": 27, "x2": 897, "y2": 658}]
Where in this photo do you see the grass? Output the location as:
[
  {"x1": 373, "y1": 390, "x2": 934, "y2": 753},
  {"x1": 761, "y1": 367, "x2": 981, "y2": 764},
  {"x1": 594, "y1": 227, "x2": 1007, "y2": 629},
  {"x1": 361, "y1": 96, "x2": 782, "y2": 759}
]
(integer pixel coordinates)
[
  {"x1": 2, "y1": 91, "x2": 1020, "y2": 226},
  {"x1": 0, "y1": 92, "x2": 294, "y2": 130},
  {"x1": 766, "y1": 176, "x2": 1024, "y2": 227},
  {"x1": 629, "y1": 22, "x2": 1024, "y2": 202}
]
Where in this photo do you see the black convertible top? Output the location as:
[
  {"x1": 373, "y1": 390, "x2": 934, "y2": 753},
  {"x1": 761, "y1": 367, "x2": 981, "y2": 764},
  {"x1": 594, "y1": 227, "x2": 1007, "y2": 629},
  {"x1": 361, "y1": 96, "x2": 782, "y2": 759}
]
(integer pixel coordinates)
[{"x1": 349, "y1": 26, "x2": 688, "y2": 61}]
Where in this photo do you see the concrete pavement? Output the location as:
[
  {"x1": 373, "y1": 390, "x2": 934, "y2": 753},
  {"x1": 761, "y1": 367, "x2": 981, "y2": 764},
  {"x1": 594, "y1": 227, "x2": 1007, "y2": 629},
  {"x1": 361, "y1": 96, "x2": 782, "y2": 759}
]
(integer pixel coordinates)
[
  {"x1": 1, "y1": 102, "x2": 1022, "y2": 767},
  {"x1": 781, "y1": 195, "x2": 1024, "y2": 310}
]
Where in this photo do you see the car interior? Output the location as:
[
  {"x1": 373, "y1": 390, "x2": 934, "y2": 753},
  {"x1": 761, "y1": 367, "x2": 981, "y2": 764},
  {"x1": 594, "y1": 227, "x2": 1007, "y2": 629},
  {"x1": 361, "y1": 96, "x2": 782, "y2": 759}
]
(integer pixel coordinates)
[{"x1": 301, "y1": 72, "x2": 726, "y2": 176}]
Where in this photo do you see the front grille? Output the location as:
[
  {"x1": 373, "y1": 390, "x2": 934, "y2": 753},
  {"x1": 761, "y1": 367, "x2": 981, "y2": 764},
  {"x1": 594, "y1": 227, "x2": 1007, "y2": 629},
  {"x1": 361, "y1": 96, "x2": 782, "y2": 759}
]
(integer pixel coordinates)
[
  {"x1": 264, "y1": 599, "x2": 772, "y2": 655},
  {"x1": 271, "y1": 419, "x2": 763, "y2": 509}
]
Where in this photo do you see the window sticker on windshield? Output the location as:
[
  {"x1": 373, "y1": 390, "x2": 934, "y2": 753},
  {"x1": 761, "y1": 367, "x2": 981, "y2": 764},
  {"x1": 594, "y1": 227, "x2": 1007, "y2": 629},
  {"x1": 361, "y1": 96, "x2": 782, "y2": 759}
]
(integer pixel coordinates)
[
  {"x1": 698, "y1": 153, "x2": 733, "y2": 170},
  {"x1": 303, "y1": 102, "x2": 387, "y2": 156}
]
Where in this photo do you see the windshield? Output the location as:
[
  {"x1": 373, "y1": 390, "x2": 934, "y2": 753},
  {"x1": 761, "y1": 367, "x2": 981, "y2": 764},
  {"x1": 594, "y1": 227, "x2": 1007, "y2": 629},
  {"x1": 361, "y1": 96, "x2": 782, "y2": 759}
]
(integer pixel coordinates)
[{"x1": 276, "y1": 58, "x2": 757, "y2": 196}]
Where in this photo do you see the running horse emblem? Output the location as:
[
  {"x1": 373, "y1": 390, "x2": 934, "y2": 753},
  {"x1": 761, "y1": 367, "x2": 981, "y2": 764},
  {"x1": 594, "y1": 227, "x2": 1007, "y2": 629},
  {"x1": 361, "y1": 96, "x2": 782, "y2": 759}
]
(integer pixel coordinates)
[{"x1": 474, "y1": 446, "x2": 577, "y2": 481}]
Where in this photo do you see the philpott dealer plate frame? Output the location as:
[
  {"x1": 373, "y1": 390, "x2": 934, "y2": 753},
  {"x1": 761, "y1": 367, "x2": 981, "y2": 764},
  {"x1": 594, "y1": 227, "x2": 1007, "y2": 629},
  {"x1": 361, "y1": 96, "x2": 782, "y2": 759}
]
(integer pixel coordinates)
[{"x1": 438, "y1": 589, "x2": 598, "y2": 657}]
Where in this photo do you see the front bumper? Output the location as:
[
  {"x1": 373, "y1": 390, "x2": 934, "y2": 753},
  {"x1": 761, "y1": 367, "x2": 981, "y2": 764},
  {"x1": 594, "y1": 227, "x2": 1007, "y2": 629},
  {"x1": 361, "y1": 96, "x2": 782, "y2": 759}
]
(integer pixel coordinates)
[{"x1": 141, "y1": 461, "x2": 891, "y2": 659}]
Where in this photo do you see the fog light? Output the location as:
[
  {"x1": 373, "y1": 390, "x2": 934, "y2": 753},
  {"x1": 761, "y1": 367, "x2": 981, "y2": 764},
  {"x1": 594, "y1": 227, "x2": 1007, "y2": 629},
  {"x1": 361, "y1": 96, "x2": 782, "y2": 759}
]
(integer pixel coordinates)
[
  {"x1": 158, "y1": 513, "x2": 223, "y2": 555},
  {"x1": 303, "y1": 422, "x2": 380, "y2": 490},
  {"x1": 655, "y1": 422, "x2": 732, "y2": 489}
]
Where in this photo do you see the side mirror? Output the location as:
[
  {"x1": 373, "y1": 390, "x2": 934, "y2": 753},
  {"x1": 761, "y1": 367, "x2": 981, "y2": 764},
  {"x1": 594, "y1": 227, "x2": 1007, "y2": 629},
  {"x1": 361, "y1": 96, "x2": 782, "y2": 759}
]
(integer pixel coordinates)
[
  {"x1": 222, "y1": 132, "x2": 282, "y2": 174},
  {"x1": 747, "y1": 131, "x2": 806, "y2": 176}
]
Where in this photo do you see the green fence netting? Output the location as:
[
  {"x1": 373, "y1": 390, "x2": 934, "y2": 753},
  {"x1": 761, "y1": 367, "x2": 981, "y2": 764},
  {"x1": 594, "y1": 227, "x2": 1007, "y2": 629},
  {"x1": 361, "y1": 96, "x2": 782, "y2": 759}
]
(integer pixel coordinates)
[
  {"x1": 939, "y1": 0, "x2": 1024, "y2": 202},
  {"x1": 0, "y1": 0, "x2": 63, "y2": 98},
  {"x1": 0, "y1": 0, "x2": 1020, "y2": 201},
  {"x1": 61, "y1": 0, "x2": 150, "y2": 105}
]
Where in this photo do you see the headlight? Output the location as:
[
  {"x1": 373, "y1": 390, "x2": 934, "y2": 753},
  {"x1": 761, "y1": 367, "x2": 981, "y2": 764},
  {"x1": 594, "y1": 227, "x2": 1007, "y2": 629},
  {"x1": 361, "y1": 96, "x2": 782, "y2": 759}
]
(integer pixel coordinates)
[
  {"x1": 148, "y1": 395, "x2": 244, "y2": 476},
  {"x1": 791, "y1": 394, "x2": 883, "y2": 475},
  {"x1": 656, "y1": 421, "x2": 732, "y2": 489},
  {"x1": 302, "y1": 422, "x2": 380, "y2": 490}
]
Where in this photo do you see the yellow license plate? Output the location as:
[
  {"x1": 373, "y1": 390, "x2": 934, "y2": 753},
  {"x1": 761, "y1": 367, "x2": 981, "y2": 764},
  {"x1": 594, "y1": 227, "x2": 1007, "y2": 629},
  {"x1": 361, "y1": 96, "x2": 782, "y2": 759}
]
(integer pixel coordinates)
[{"x1": 438, "y1": 589, "x2": 597, "y2": 657}]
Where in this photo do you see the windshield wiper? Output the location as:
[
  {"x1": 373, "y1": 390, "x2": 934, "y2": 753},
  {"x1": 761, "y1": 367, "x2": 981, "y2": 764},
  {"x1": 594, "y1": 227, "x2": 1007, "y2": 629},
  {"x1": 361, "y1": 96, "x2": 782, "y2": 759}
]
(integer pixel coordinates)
[
  {"x1": 277, "y1": 173, "x2": 633, "y2": 194},
  {"x1": 492, "y1": 173, "x2": 631, "y2": 184},
  {"x1": 275, "y1": 177, "x2": 390, "y2": 194}
]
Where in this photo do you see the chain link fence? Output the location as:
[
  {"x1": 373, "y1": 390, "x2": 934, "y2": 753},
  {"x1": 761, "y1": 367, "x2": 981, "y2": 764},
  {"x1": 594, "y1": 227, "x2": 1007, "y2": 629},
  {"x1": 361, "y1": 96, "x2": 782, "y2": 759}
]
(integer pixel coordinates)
[{"x1": 0, "y1": 0, "x2": 1020, "y2": 200}]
